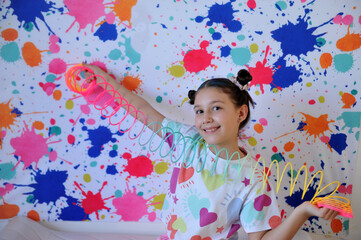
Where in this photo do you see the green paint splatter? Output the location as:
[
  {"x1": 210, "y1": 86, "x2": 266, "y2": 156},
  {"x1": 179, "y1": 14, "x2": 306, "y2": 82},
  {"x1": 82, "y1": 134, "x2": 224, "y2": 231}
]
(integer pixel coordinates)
[{"x1": 1, "y1": 42, "x2": 21, "y2": 62}]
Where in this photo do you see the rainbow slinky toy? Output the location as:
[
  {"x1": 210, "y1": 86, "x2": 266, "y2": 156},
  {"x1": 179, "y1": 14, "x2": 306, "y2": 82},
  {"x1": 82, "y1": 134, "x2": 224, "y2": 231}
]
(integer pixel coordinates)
[{"x1": 65, "y1": 64, "x2": 353, "y2": 218}]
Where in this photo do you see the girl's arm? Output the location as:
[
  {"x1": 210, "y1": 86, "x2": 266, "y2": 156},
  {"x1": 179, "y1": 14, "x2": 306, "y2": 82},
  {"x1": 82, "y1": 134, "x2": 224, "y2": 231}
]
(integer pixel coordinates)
[
  {"x1": 248, "y1": 201, "x2": 339, "y2": 240},
  {"x1": 83, "y1": 63, "x2": 165, "y2": 137}
]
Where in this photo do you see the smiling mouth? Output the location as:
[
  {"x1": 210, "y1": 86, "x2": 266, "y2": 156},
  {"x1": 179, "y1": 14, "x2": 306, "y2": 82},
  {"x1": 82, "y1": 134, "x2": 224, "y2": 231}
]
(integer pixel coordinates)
[{"x1": 203, "y1": 126, "x2": 220, "y2": 133}]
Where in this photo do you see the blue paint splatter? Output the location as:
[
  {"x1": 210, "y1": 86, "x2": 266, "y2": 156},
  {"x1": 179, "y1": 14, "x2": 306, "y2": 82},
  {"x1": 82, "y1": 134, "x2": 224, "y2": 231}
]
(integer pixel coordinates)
[
  {"x1": 94, "y1": 22, "x2": 118, "y2": 42},
  {"x1": 328, "y1": 133, "x2": 348, "y2": 155},
  {"x1": 85, "y1": 126, "x2": 118, "y2": 158},
  {"x1": 271, "y1": 13, "x2": 332, "y2": 58},
  {"x1": 195, "y1": 0, "x2": 242, "y2": 33},
  {"x1": 106, "y1": 165, "x2": 118, "y2": 175},
  {"x1": 220, "y1": 45, "x2": 231, "y2": 57},
  {"x1": 20, "y1": 169, "x2": 67, "y2": 205},
  {"x1": 6, "y1": 0, "x2": 59, "y2": 34},
  {"x1": 273, "y1": 58, "x2": 302, "y2": 89},
  {"x1": 59, "y1": 196, "x2": 90, "y2": 221}
]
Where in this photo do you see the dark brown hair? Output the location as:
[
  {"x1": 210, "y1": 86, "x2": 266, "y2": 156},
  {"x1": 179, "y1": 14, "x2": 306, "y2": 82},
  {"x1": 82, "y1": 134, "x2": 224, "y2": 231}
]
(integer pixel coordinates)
[{"x1": 188, "y1": 69, "x2": 254, "y2": 130}]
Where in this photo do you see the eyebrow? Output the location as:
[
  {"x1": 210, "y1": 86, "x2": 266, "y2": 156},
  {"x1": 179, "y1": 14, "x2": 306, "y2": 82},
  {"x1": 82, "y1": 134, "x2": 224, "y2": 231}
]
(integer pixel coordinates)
[{"x1": 193, "y1": 100, "x2": 224, "y2": 109}]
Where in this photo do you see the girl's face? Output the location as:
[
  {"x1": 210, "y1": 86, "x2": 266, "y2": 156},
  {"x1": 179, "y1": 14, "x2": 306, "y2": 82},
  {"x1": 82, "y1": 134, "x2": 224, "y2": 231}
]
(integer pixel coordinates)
[{"x1": 193, "y1": 87, "x2": 248, "y2": 153}]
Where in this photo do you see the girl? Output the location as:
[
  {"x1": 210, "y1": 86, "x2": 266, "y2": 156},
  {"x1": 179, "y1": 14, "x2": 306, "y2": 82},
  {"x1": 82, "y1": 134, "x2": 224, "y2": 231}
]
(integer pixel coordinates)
[{"x1": 82, "y1": 63, "x2": 338, "y2": 240}]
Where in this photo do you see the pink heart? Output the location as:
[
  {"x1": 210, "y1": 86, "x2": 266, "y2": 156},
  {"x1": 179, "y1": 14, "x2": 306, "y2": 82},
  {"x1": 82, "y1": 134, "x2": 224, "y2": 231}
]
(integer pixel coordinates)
[
  {"x1": 199, "y1": 208, "x2": 217, "y2": 227},
  {"x1": 254, "y1": 194, "x2": 272, "y2": 211}
]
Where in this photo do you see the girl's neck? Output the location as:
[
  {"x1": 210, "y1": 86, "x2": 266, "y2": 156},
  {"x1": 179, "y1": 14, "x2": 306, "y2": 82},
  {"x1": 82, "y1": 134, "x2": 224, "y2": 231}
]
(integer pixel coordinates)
[{"x1": 209, "y1": 144, "x2": 246, "y2": 160}]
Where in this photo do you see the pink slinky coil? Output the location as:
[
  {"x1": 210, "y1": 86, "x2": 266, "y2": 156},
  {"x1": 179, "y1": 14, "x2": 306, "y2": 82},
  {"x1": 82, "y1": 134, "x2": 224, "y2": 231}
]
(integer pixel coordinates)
[{"x1": 65, "y1": 64, "x2": 146, "y2": 139}]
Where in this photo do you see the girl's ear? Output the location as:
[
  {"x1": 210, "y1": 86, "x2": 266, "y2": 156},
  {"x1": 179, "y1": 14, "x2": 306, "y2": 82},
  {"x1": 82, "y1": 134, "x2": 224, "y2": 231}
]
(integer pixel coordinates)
[{"x1": 238, "y1": 104, "x2": 248, "y2": 123}]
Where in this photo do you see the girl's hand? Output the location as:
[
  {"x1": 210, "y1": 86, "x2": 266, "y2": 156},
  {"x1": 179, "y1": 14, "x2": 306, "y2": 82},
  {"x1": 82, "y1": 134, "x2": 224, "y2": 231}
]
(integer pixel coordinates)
[
  {"x1": 298, "y1": 201, "x2": 339, "y2": 221},
  {"x1": 82, "y1": 63, "x2": 109, "y2": 83}
]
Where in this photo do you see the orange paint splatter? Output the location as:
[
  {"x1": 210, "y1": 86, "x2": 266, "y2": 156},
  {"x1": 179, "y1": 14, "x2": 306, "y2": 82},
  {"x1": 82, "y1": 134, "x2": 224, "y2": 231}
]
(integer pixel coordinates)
[
  {"x1": 1, "y1": 28, "x2": 18, "y2": 41},
  {"x1": 22, "y1": 42, "x2": 44, "y2": 67},
  {"x1": 122, "y1": 75, "x2": 143, "y2": 93},
  {"x1": 0, "y1": 198, "x2": 20, "y2": 219},
  {"x1": 331, "y1": 219, "x2": 343, "y2": 233},
  {"x1": 336, "y1": 26, "x2": 361, "y2": 52},
  {"x1": 33, "y1": 121, "x2": 45, "y2": 130},
  {"x1": 110, "y1": 0, "x2": 137, "y2": 27},
  {"x1": 27, "y1": 210, "x2": 40, "y2": 221},
  {"x1": 0, "y1": 99, "x2": 17, "y2": 131},
  {"x1": 284, "y1": 141, "x2": 295, "y2": 152},
  {"x1": 254, "y1": 123, "x2": 264, "y2": 133},
  {"x1": 320, "y1": 53, "x2": 333, "y2": 69},
  {"x1": 53, "y1": 90, "x2": 62, "y2": 101},
  {"x1": 300, "y1": 113, "x2": 334, "y2": 141},
  {"x1": 341, "y1": 93, "x2": 356, "y2": 108}
]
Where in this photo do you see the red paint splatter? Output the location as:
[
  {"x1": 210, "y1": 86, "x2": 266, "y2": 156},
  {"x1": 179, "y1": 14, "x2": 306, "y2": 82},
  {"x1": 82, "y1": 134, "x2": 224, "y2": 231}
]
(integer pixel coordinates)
[
  {"x1": 247, "y1": 0, "x2": 256, "y2": 10},
  {"x1": 183, "y1": 40, "x2": 215, "y2": 73},
  {"x1": 10, "y1": 121, "x2": 61, "y2": 170},
  {"x1": 122, "y1": 152, "x2": 154, "y2": 178},
  {"x1": 68, "y1": 134, "x2": 75, "y2": 145},
  {"x1": 247, "y1": 46, "x2": 279, "y2": 94},
  {"x1": 74, "y1": 181, "x2": 114, "y2": 220},
  {"x1": 112, "y1": 182, "x2": 156, "y2": 221}
]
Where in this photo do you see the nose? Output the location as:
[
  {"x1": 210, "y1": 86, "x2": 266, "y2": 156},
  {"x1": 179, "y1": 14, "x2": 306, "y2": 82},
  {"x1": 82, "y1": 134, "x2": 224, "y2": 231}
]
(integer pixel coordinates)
[{"x1": 203, "y1": 111, "x2": 213, "y2": 124}]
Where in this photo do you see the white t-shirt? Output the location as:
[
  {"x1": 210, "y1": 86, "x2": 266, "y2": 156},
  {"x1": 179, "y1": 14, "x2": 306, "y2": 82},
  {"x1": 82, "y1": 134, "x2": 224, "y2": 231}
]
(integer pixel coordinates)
[{"x1": 160, "y1": 118, "x2": 281, "y2": 239}]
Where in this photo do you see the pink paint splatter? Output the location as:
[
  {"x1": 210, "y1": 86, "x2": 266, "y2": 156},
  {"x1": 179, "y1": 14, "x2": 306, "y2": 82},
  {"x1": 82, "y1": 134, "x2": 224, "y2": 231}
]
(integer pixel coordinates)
[
  {"x1": 183, "y1": 40, "x2": 215, "y2": 73},
  {"x1": 64, "y1": 0, "x2": 107, "y2": 33},
  {"x1": 10, "y1": 122, "x2": 61, "y2": 170},
  {"x1": 39, "y1": 82, "x2": 57, "y2": 96},
  {"x1": 333, "y1": 14, "x2": 353, "y2": 25},
  {"x1": 49, "y1": 35, "x2": 60, "y2": 53},
  {"x1": 49, "y1": 58, "x2": 67, "y2": 75},
  {"x1": 112, "y1": 182, "x2": 157, "y2": 221},
  {"x1": 122, "y1": 152, "x2": 154, "y2": 178},
  {"x1": 0, "y1": 183, "x2": 14, "y2": 197},
  {"x1": 259, "y1": 118, "x2": 268, "y2": 126},
  {"x1": 247, "y1": 46, "x2": 278, "y2": 94}
]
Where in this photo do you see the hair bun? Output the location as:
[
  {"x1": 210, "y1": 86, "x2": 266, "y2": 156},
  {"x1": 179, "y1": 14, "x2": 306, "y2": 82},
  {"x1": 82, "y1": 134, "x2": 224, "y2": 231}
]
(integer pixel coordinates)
[
  {"x1": 237, "y1": 69, "x2": 252, "y2": 85},
  {"x1": 188, "y1": 90, "x2": 196, "y2": 99}
]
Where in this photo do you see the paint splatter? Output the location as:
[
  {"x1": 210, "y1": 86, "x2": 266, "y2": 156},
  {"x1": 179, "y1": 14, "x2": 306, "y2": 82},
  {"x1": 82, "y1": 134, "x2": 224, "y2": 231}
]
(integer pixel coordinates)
[
  {"x1": 112, "y1": 182, "x2": 156, "y2": 221},
  {"x1": 247, "y1": 46, "x2": 277, "y2": 94},
  {"x1": 49, "y1": 58, "x2": 67, "y2": 75},
  {"x1": 1, "y1": 28, "x2": 18, "y2": 41},
  {"x1": 20, "y1": 169, "x2": 68, "y2": 205},
  {"x1": 65, "y1": 0, "x2": 108, "y2": 33},
  {"x1": 195, "y1": 1, "x2": 242, "y2": 34},
  {"x1": 74, "y1": 181, "x2": 114, "y2": 220},
  {"x1": 10, "y1": 122, "x2": 61, "y2": 170},
  {"x1": 84, "y1": 125, "x2": 120, "y2": 158},
  {"x1": 299, "y1": 113, "x2": 334, "y2": 141},
  {"x1": 327, "y1": 133, "x2": 347, "y2": 155},
  {"x1": 272, "y1": 13, "x2": 331, "y2": 58},
  {"x1": 22, "y1": 42, "x2": 44, "y2": 67},
  {"x1": 94, "y1": 22, "x2": 118, "y2": 41},
  {"x1": 336, "y1": 26, "x2": 361, "y2": 52},
  {"x1": 1, "y1": 42, "x2": 21, "y2": 63},
  {"x1": 183, "y1": 40, "x2": 215, "y2": 73},
  {"x1": 337, "y1": 112, "x2": 361, "y2": 133},
  {"x1": 6, "y1": 0, "x2": 57, "y2": 34},
  {"x1": 122, "y1": 74, "x2": 143, "y2": 93},
  {"x1": 122, "y1": 152, "x2": 154, "y2": 178},
  {"x1": 118, "y1": 35, "x2": 141, "y2": 65},
  {"x1": 109, "y1": 0, "x2": 138, "y2": 27},
  {"x1": 0, "y1": 198, "x2": 19, "y2": 219}
]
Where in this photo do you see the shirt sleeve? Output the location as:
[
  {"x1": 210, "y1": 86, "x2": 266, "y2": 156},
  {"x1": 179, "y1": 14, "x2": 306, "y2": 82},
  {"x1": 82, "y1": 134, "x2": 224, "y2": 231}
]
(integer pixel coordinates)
[{"x1": 240, "y1": 178, "x2": 281, "y2": 233}]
